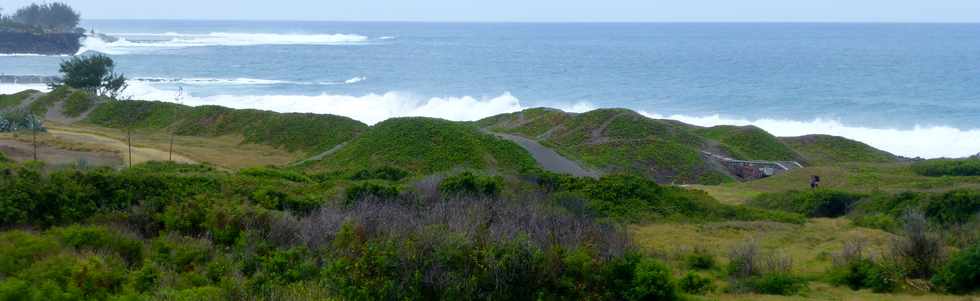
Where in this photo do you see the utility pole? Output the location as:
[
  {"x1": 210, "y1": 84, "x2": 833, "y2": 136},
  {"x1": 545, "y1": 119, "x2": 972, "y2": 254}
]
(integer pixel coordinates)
[{"x1": 169, "y1": 86, "x2": 182, "y2": 161}]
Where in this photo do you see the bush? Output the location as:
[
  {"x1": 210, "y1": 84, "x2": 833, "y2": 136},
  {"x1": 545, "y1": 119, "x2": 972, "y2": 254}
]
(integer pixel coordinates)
[
  {"x1": 349, "y1": 166, "x2": 410, "y2": 181},
  {"x1": 912, "y1": 158, "x2": 980, "y2": 177},
  {"x1": 746, "y1": 273, "x2": 807, "y2": 296},
  {"x1": 891, "y1": 212, "x2": 945, "y2": 279},
  {"x1": 438, "y1": 171, "x2": 503, "y2": 198},
  {"x1": 239, "y1": 167, "x2": 310, "y2": 183},
  {"x1": 51, "y1": 225, "x2": 143, "y2": 265},
  {"x1": 748, "y1": 189, "x2": 864, "y2": 218},
  {"x1": 344, "y1": 182, "x2": 399, "y2": 204},
  {"x1": 932, "y1": 243, "x2": 980, "y2": 294},
  {"x1": 924, "y1": 190, "x2": 980, "y2": 226},
  {"x1": 62, "y1": 90, "x2": 95, "y2": 117},
  {"x1": 829, "y1": 258, "x2": 898, "y2": 293},
  {"x1": 678, "y1": 272, "x2": 714, "y2": 295},
  {"x1": 628, "y1": 258, "x2": 678, "y2": 301},
  {"x1": 685, "y1": 248, "x2": 716, "y2": 270}
]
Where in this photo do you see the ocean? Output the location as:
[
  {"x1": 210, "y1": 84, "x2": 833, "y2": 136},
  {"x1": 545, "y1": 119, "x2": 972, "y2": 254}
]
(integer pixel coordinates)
[{"x1": 1, "y1": 20, "x2": 979, "y2": 158}]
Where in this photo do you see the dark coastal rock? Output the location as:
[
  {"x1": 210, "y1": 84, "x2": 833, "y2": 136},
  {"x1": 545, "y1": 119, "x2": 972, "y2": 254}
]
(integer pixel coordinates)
[
  {"x1": 0, "y1": 75, "x2": 61, "y2": 84},
  {"x1": 0, "y1": 32, "x2": 82, "y2": 55}
]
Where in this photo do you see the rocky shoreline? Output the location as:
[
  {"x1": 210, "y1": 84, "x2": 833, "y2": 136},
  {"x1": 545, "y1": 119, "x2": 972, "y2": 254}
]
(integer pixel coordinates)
[
  {"x1": 0, "y1": 32, "x2": 82, "y2": 55},
  {"x1": 0, "y1": 75, "x2": 60, "y2": 84}
]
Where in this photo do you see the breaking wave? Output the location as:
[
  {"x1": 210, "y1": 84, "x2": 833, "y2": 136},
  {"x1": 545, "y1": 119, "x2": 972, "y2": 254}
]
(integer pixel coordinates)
[
  {"x1": 78, "y1": 32, "x2": 372, "y2": 55},
  {"x1": 1, "y1": 82, "x2": 976, "y2": 158},
  {"x1": 130, "y1": 76, "x2": 367, "y2": 86}
]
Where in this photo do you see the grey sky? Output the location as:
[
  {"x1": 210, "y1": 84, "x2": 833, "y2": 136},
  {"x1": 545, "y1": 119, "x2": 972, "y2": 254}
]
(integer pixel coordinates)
[{"x1": 2, "y1": 0, "x2": 979, "y2": 22}]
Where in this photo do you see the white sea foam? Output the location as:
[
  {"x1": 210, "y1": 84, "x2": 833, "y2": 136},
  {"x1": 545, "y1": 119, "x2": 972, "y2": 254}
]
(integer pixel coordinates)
[
  {"x1": 1, "y1": 82, "x2": 976, "y2": 158},
  {"x1": 78, "y1": 32, "x2": 370, "y2": 55},
  {"x1": 637, "y1": 112, "x2": 980, "y2": 159},
  {"x1": 131, "y1": 76, "x2": 367, "y2": 86},
  {"x1": 0, "y1": 53, "x2": 70, "y2": 57},
  {"x1": 0, "y1": 83, "x2": 50, "y2": 95}
]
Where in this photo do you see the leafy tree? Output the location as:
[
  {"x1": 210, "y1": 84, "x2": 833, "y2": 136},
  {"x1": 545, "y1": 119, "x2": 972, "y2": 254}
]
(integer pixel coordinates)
[
  {"x1": 58, "y1": 54, "x2": 128, "y2": 98},
  {"x1": 9, "y1": 2, "x2": 79, "y2": 33}
]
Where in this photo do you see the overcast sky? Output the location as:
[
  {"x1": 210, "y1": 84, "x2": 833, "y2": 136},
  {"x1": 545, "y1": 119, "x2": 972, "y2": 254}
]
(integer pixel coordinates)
[{"x1": 2, "y1": 0, "x2": 979, "y2": 22}]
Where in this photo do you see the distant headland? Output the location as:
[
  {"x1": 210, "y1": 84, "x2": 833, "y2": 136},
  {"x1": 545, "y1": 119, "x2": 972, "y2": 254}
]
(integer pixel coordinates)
[{"x1": 0, "y1": 2, "x2": 84, "y2": 55}]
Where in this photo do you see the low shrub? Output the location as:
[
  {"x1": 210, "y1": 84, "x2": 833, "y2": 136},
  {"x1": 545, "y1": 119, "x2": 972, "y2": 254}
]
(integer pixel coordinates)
[
  {"x1": 748, "y1": 189, "x2": 865, "y2": 218},
  {"x1": 678, "y1": 272, "x2": 714, "y2": 295},
  {"x1": 746, "y1": 273, "x2": 807, "y2": 296},
  {"x1": 912, "y1": 158, "x2": 980, "y2": 177},
  {"x1": 62, "y1": 90, "x2": 95, "y2": 118},
  {"x1": 344, "y1": 182, "x2": 400, "y2": 204},
  {"x1": 829, "y1": 258, "x2": 898, "y2": 293},
  {"x1": 239, "y1": 167, "x2": 310, "y2": 183},
  {"x1": 932, "y1": 243, "x2": 980, "y2": 294},
  {"x1": 438, "y1": 171, "x2": 503, "y2": 198},
  {"x1": 891, "y1": 212, "x2": 945, "y2": 279},
  {"x1": 51, "y1": 225, "x2": 143, "y2": 265},
  {"x1": 628, "y1": 258, "x2": 678, "y2": 301},
  {"x1": 685, "y1": 247, "x2": 716, "y2": 270},
  {"x1": 349, "y1": 166, "x2": 410, "y2": 181}
]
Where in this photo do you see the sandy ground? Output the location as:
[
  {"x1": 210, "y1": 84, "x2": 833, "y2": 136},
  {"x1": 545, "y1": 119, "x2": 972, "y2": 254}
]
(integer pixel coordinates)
[
  {"x1": 0, "y1": 138, "x2": 122, "y2": 167},
  {"x1": 46, "y1": 129, "x2": 196, "y2": 166}
]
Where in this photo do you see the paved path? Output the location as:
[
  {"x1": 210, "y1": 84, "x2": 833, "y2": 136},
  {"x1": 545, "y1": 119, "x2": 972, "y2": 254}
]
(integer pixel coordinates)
[{"x1": 487, "y1": 130, "x2": 600, "y2": 178}]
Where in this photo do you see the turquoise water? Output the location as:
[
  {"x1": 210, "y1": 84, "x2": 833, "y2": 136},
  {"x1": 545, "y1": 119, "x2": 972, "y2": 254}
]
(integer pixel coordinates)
[{"x1": 2, "y1": 21, "x2": 979, "y2": 157}]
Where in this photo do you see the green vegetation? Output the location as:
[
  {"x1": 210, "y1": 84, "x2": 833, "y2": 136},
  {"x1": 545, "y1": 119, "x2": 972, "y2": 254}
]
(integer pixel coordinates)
[
  {"x1": 480, "y1": 108, "x2": 732, "y2": 184},
  {"x1": 697, "y1": 125, "x2": 801, "y2": 162},
  {"x1": 0, "y1": 159, "x2": 736, "y2": 300},
  {"x1": 59, "y1": 54, "x2": 128, "y2": 98},
  {"x1": 61, "y1": 90, "x2": 95, "y2": 117},
  {"x1": 0, "y1": 2, "x2": 79, "y2": 33},
  {"x1": 932, "y1": 243, "x2": 980, "y2": 294},
  {"x1": 0, "y1": 90, "x2": 37, "y2": 110},
  {"x1": 312, "y1": 117, "x2": 537, "y2": 175},
  {"x1": 85, "y1": 100, "x2": 368, "y2": 153},
  {"x1": 28, "y1": 85, "x2": 71, "y2": 115},
  {"x1": 546, "y1": 173, "x2": 804, "y2": 223},
  {"x1": 748, "y1": 189, "x2": 865, "y2": 218},
  {"x1": 912, "y1": 158, "x2": 980, "y2": 177},
  {"x1": 781, "y1": 135, "x2": 898, "y2": 165}
]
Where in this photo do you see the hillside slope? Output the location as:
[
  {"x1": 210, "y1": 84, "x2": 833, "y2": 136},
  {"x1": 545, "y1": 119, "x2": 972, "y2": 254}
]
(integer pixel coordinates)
[
  {"x1": 307, "y1": 117, "x2": 538, "y2": 175},
  {"x1": 84, "y1": 100, "x2": 368, "y2": 154},
  {"x1": 480, "y1": 108, "x2": 734, "y2": 184},
  {"x1": 780, "y1": 135, "x2": 899, "y2": 165}
]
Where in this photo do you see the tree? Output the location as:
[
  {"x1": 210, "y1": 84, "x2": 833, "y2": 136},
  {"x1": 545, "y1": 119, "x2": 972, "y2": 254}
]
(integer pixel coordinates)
[
  {"x1": 10, "y1": 2, "x2": 79, "y2": 33},
  {"x1": 59, "y1": 54, "x2": 128, "y2": 98}
]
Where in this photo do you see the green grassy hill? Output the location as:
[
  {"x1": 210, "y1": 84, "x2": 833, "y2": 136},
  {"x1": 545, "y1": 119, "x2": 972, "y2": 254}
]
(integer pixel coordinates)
[
  {"x1": 697, "y1": 125, "x2": 803, "y2": 162},
  {"x1": 84, "y1": 100, "x2": 368, "y2": 154},
  {"x1": 780, "y1": 135, "x2": 898, "y2": 165},
  {"x1": 480, "y1": 108, "x2": 811, "y2": 184},
  {"x1": 308, "y1": 117, "x2": 538, "y2": 175},
  {"x1": 0, "y1": 90, "x2": 39, "y2": 110}
]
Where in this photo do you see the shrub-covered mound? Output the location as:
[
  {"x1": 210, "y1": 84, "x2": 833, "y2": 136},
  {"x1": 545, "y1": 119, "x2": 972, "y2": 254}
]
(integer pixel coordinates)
[
  {"x1": 912, "y1": 158, "x2": 980, "y2": 177},
  {"x1": 0, "y1": 90, "x2": 39, "y2": 110},
  {"x1": 85, "y1": 100, "x2": 368, "y2": 153},
  {"x1": 780, "y1": 135, "x2": 897, "y2": 165},
  {"x1": 480, "y1": 108, "x2": 733, "y2": 184},
  {"x1": 697, "y1": 125, "x2": 802, "y2": 162},
  {"x1": 311, "y1": 117, "x2": 538, "y2": 175}
]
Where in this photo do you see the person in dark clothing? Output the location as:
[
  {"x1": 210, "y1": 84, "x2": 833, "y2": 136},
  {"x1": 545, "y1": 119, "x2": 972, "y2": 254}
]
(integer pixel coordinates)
[{"x1": 810, "y1": 175, "x2": 821, "y2": 189}]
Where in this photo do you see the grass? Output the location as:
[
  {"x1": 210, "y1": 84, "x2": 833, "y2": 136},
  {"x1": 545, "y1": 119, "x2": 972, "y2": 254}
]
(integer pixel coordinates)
[
  {"x1": 693, "y1": 163, "x2": 980, "y2": 204},
  {"x1": 60, "y1": 90, "x2": 95, "y2": 118},
  {"x1": 309, "y1": 117, "x2": 538, "y2": 175},
  {"x1": 480, "y1": 108, "x2": 733, "y2": 184},
  {"x1": 912, "y1": 158, "x2": 980, "y2": 177},
  {"x1": 781, "y1": 135, "x2": 898, "y2": 166},
  {"x1": 84, "y1": 100, "x2": 368, "y2": 154},
  {"x1": 698, "y1": 125, "x2": 802, "y2": 162},
  {"x1": 0, "y1": 90, "x2": 39, "y2": 110}
]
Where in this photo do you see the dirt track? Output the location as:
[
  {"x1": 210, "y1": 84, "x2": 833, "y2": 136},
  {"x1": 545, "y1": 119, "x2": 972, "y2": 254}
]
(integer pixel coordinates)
[{"x1": 46, "y1": 129, "x2": 196, "y2": 165}]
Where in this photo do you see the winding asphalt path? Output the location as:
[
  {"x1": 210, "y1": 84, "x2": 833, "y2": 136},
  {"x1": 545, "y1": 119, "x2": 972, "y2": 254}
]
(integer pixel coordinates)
[{"x1": 487, "y1": 131, "x2": 600, "y2": 178}]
